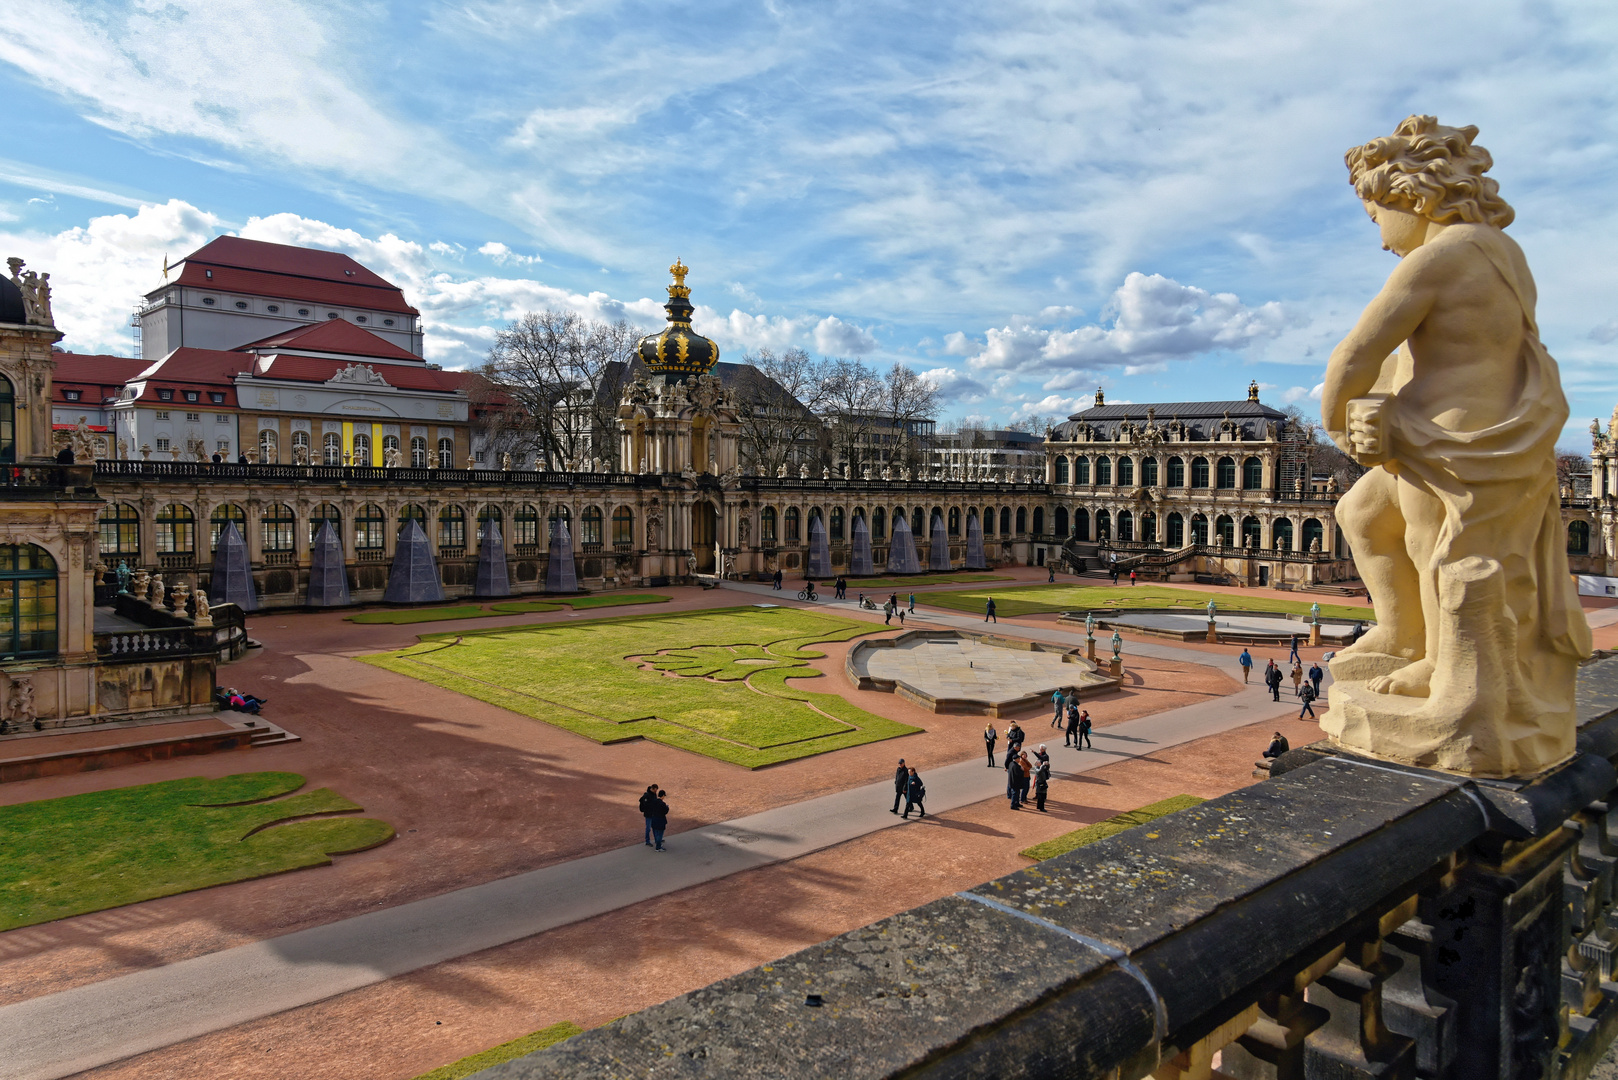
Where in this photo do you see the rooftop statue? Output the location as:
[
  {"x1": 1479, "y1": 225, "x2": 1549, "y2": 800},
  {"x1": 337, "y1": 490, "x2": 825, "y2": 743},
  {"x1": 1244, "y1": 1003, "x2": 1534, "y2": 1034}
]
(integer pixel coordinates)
[{"x1": 1320, "y1": 116, "x2": 1591, "y2": 777}]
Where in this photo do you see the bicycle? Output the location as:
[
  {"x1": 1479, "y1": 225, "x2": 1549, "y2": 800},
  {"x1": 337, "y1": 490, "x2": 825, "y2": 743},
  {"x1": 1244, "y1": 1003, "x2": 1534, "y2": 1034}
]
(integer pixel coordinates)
[{"x1": 797, "y1": 587, "x2": 818, "y2": 602}]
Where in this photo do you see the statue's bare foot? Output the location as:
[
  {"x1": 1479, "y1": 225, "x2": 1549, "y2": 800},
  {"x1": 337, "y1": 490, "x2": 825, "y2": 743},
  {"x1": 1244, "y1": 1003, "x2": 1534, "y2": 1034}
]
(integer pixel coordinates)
[
  {"x1": 1341, "y1": 624, "x2": 1412, "y2": 659},
  {"x1": 1367, "y1": 658, "x2": 1433, "y2": 697}
]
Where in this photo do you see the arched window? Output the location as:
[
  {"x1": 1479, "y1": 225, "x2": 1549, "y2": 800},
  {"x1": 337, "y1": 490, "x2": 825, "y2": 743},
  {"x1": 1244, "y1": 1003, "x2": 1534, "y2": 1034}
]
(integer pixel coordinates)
[
  {"x1": 156, "y1": 504, "x2": 195, "y2": 553},
  {"x1": 1216, "y1": 514, "x2": 1236, "y2": 545},
  {"x1": 547, "y1": 504, "x2": 571, "y2": 532},
  {"x1": 582, "y1": 506, "x2": 603, "y2": 545},
  {"x1": 785, "y1": 507, "x2": 801, "y2": 542},
  {"x1": 1117, "y1": 457, "x2": 1134, "y2": 486},
  {"x1": 382, "y1": 434, "x2": 399, "y2": 462},
  {"x1": 1216, "y1": 457, "x2": 1237, "y2": 489},
  {"x1": 0, "y1": 375, "x2": 14, "y2": 463},
  {"x1": 1167, "y1": 457, "x2": 1185, "y2": 487},
  {"x1": 1190, "y1": 513, "x2": 1209, "y2": 546},
  {"x1": 1570, "y1": 520, "x2": 1591, "y2": 555},
  {"x1": 98, "y1": 503, "x2": 140, "y2": 557},
  {"x1": 1055, "y1": 456, "x2": 1070, "y2": 484},
  {"x1": 1096, "y1": 456, "x2": 1112, "y2": 485},
  {"x1": 438, "y1": 505, "x2": 466, "y2": 549},
  {"x1": 258, "y1": 429, "x2": 278, "y2": 464},
  {"x1": 761, "y1": 507, "x2": 778, "y2": 543},
  {"x1": 1001, "y1": 507, "x2": 1012, "y2": 534},
  {"x1": 981, "y1": 506, "x2": 994, "y2": 536},
  {"x1": 872, "y1": 507, "x2": 886, "y2": 540},
  {"x1": 1015, "y1": 507, "x2": 1026, "y2": 534},
  {"x1": 397, "y1": 504, "x2": 427, "y2": 536},
  {"x1": 1272, "y1": 517, "x2": 1294, "y2": 551},
  {"x1": 912, "y1": 507, "x2": 925, "y2": 537},
  {"x1": 948, "y1": 507, "x2": 960, "y2": 535},
  {"x1": 1243, "y1": 457, "x2": 1264, "y2": 490},
  {"x1": 351, "y1": 431, "x2": 371, "y2": 466},
  {"x1": 1141, "y1": 457, "x2": 1159, "y2": 487},
  {"x1": 1166, "y1": 512, "x2": 1184, "y2": 547},
  {"x1": 410, "y1": 436, "x2": 427, "y2": 467},
  {"x1": 477, "y1": 504, "x2": 503, "y2": 543},
  {"x1": 1191, "y1": 457, "x2": 1210, "y2": 488},
  {"x1": 1117, "y1": 509, "x2": 1134, "y2": 542},
  {"x1": 0, "y1": 545, "x2": 56, "y2": 658},
  {"x1": 515, "y1": 504, "x2": 540, "y2": 546},
  {"x1": 612, "y1": 506, "x2": 634, "y2": 546},
  {"x1": 262, "y1": 504, "x2": 295, "y2": 552},
  {"x1": 1140, "y1": 511, "x2": 1157, "y2": 544},
  {"x1": 1033, "y1": 507, "x2": 1045, "y2": 534},
  {"x1": 1075, "y1": 507, "x2": 1090, "y2": 541},
  {"x1": 322, "y1": 432, "x2": 341, "y2": 466},
  {"x1": 1095, "y1": 509, "x2": 1111, "y2": 540},
  {"x1": 309, "y1": 502, "x2": 342, "y2": 544},
  {"x1": 1076, "y1": 457, "x2": 1091, "y2": 484},
  {"x1": 1241, "y1": 515, "x2": 1261, "y2": 548},
  {"x1": 831, "y1": 507, "x2": 845, "y2": 541},
  {"x1": 209, "y1": 503, "x2": 245, "y2": 550},
  {"x1": 1302, "y1": 518, "x2": 1324, "y2": 552},
  {"x1": 1055, "y1": 507, "x2": 1069, "y2": 537},
  {"x1": 356, "y1": 504, "x2": 386, "y2": 549},
  {"x1": 292, "y1": 430, "x2": 309, "y2": 462},
  {"x1": 438, "y1": 438, "x2": 454, "y2": 469}
]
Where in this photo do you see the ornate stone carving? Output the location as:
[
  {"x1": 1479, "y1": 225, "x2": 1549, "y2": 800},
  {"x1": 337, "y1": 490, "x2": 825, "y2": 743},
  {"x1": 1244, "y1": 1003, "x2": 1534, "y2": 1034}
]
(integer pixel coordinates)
[
  {"x1": 5, "y1": 675, "x2": 36, "y2": 731},
  {"x1": 6, "y1": 258, "x2": 53, "y2": 326},
  {"x1": 149, "y1": 573, "x2": 165, "y2": 608},
  {"x1": 292, "y1": 444, "x2": 310, "y2": 465},
  {"x1": 384, "y1": 445, "x2": 401, "y2": 468},
  {"x1": 193, "y1": 590, "x2": 212, "y2": 626},
  {"x1": 326, "y1": 363, "x2": 390, "y2": 386}
]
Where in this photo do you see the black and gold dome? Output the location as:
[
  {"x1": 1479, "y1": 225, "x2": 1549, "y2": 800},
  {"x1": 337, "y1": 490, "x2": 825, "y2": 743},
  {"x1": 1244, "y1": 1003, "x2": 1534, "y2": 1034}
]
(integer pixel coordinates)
[{"x1": 637, "y1": 259, "x2": 719, "y2": 382}]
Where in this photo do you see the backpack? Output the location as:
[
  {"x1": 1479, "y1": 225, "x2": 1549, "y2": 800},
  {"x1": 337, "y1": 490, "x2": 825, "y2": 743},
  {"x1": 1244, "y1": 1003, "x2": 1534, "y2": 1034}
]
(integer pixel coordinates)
[{"x1": 638, "y1": 792, "x2": 654, "y2": 815}]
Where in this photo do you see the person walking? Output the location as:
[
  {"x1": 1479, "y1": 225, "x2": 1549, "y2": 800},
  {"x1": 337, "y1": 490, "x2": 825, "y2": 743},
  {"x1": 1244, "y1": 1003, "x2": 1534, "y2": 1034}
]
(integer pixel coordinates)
[
  {"x1": 890, "y1": 758, "x2": 909, "y2": 814},
  {"x1": 889, "y1": 592, "x2": 899, "y2": 613},
  {"x1": 908, "y1": 593, "x2": 916, "y2": 613},
  {"x1": 1129, "y1": 569, "x2": 1137, "y2": 586},
  {"x1": 1051, "y1": 688, "x2": 1066, "y2": 728},
  {"x1": 648, "y1": 789, "x2": 670, "y2": 851},
  {"x1": 1289, "y1": 634, "x2": 1302, "y2": 664},
  {"x1": 1308, "y1": 661, "x2": 1324, "y2": 698},
  {"x1": 835, "y1": 576, "x2": 846, "y2": 600},
  {"x1": 1266, "y1": 661, "x2": 1283, "y2": 702},
  {"x1": 902, "y1": 767, "x2": 927, "y2": 819},
  {"x1": 1006, "y1": 753, "x2": 1024, "y2": 809},
  {"x1": 638, "y1": 784, "x2": 660, "y2": 846},
  {"x1": 773, "y1": 568, "x2": 783, "y2": 591},
  {"x1": 883, "y1": 599, "x2": 894, "y2": 626},
  {"x1": 1238, "y1": 648, "x2": 1253, "y2": 684},
  {"x1": 1033, "y1": 759, "x2": 1050, "y2": 812},
  {"x1": 1290, "y1": 660, "x2": 1304, "y2": 698},
  {"x1": 897, "y1": 608, "x2": 906, "y2": 627},
  {"x1": 1298, "y1": 682, "x2": 1318, "y2": 719},
  {"x1": 1048, "y1": 565, "x2": 1056, "y2": 583},
  {"x1": 1063, "y1": 702, "x2": 1079, "y2": 746},
  {"x1": 984, "y1": 722, "x2": 998, "y2": 766},
  {"x1": 984, "y1": 597, "x2": 997, "y2": 624},
  {"x1": 1077, "y1": 709, "x2": 1093, "y2": 749}
]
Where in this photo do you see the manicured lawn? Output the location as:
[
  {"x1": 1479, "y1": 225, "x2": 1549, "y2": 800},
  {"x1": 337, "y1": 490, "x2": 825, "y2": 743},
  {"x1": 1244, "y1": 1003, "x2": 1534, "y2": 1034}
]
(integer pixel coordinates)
[
  {"x1": 921, "y1": 584, "x2": 1375, "y2": 621},
  {"x1": 1019, "y1": 794, "x2": 1205, "y2": 861},
  {"x1": 412, "y1": 1021, "x2": 582, "y2": 1080},
  {"x1": 348, "y1": 594, "x2": 671, "y2": 624},
  {"x1": 0, "y1": 772, "x2": 393, "y2": 930},
  {"x1": 363, "y1": 608, "x2": 919, "y2": 767}
]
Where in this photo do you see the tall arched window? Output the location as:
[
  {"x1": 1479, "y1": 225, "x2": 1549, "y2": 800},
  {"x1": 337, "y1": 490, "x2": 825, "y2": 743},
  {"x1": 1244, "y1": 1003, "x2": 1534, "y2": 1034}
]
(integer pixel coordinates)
[
  {"x1": 1167, "y1": 457, "x2": 1185, "y2": 487},
  {"x1": 1216, "y1": 457, "x2": 1237, "y2": 489},
  {"x1": 1191, "y1": 457, "x2": 1210, "y2": 488},
  {"x1": 0, "y1": 375, "x2": 14, "y2": 463},
  {"x1": 1141, "y1": 457, "x2": 1159, "y2": 487},
  {"x1": 1055, "y1": 507, "x2": 1069, "y2": 536},
  {"x1": 872, "y1": 507, "x2": 886, "y2": 540},
  {"x1": 309, "y1": 502, "x2": 342, "y2": 544},
  {"x1": 1166, "y1": 512, "x2": 1184, "y2": 547},
  {"x1": 785, "y1": 507, "x2": 801, "y2": 542},
  {"x1": 912, "y1": 507, "x2": 925, "y2": 537},
  {"x1": 292, "y1": 430, "x2": 309, "y2": 462},
  {"x1": 397, "y1": 503, "x2": 427, "y2": 537},
  {"x1": 981, "y1": 506, "x2": 994, "y2": 536},
  {"x1": 1243, "y1": 457, "x2": 1264, "y2": 490},
  {"x1": 1055, "y1": 456, "x2": 1070, "y2": 484},
  {"x1": 0, "y1": 544, "x2": 56, "y2": 658},
  {"x1": 356, "y1": 504, "x2": 386, "y2": 550},
  {"x1": 382, "y1": 434, "x2": 399, "y2": 463},
  {"x1": 1190, "y1": 513, "x2": 1208, "y2": 545},
  {"x1": 156, "y1": 504, "x2": 195, "y2": 553},
  {"x1": 948, "y1": 507, "x2": 960, "y2": 535},
  {"x1": 582, "y1": 506, "x2": 604, "y2": 545},
  {"x1": 612, "y1": 506, "x2": 634, "y2": 546},
  {"x1": 1001, "y1": 507, "x2": 1012, "y2": 534},
  {"x1": 262, "y1": 504, "x2": 295, "y2": 552},
  {"x1": 477, "y1": 503, "x2": 503, "y2": 543},
  {"x1": 1096, "y1": 456, "x2": 1112, "y2": 485},
  {"x1": 1033, "y1": 507, "x2": 1045, "y2": 534},
  {"x1": 1117, "y1": 457, "x2": 1134, "y2": 486},
  {"x1": 98, "y1": 503, "x2": 141, "y2": 558},
  {"x1": 258, "y1": 429, "x2": 278, "y2": 464},
  {"x1": 831, "y1": 507, "x2": 844, "y2": 541},
  {"x1": 1241, "y1": 515, "x2": 1261, "y2": 548},
  {"x1": 438, "y1": 505, "x2": 467, "y2": 549},
  {"x1": 1117, "y1": 509, "x2": 1134, "y2": 542},
  {"x1": 351, "y1": 432, "x2": 371, "y2": 466},
  {"x1": 438, "y1": 438, "x2": 454, "y2": 468},
  {"x1": 548, "y1": 504, "x2": 571, "y2": 533},
  {"x1": 1272, "y1": 517, "x2": 1294, "y2": 551},
  {"x1": 209, "y1": 503, "x2": 246, "y2": 550},
  {"x1": 1140, "y1": 511, "x2": 1157, "y2": 544},
  {"x1": 1302, "y1": 518, "x2": 1324, "y2": 552},
  {"x1": 1076, "y1": 457, "x2": 1091, "y2": 484},
  {"x1": 1095, "y1": 509, "x2": 1111, "y2": 540},
  {"x1": 321, "y1": 432, "x2": 341, "y2": 465},
  {"x1": 1075, "y1": 507, "x2": 1090, "y2": 541},
  {"x1": 515, "y1": 504, "x2": 540, "y2": 546},
  {"x1": 761, "y1": 507, "x2": 778, "y2": 543},
  {"x1": 1015, "y1": 507, "x2": 1026, "y2": 534},
  {"x1": 1570, "y1": 520, "x2": 1591, "y2": 554},
  {"x1": 410, "y1": 436, "x2": 427, "y2": 467},
  {"x1": 1216, "y1": 514, "x2": 1236, "y2": 545}
]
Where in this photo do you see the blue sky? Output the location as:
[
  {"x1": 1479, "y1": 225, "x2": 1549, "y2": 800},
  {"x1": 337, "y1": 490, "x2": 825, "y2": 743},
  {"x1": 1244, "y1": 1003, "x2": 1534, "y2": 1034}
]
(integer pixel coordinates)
[{"x1": 1, "y1": 1, "x2": 1614, "y2": 446}]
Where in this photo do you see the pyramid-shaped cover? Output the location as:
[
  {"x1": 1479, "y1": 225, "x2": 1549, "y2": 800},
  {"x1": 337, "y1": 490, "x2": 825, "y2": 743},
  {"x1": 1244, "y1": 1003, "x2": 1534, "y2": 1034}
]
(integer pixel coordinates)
[
  {"x1": 928, "y1": 512, "x2": 951, "y2": 571},
  {"x1": 306, "y1": 521, "x2": 352, "y2": 606},
  {"x1": 546, "y1": 518, "x2": 578, "y2": 593},
  {"x1": 209, "y1": 521, "x2": 258, "y2": 612},
  {"x1": 807, "y1": 513, "x2": 832, "y2": 578},
  {"x1": 849, "y1": 513, "x2": 874, "y2": 576},
  {"x1": 964, "y1": 510, "x2": 988, "y2": 570},
  {"x1": 885, "y1": 513, "x2": 920, "y2": 574},
  {"x1": 384, "y1": 518, "x2": 445, "y2": 603},
  {"x1": 474, "y1": 520, "x2": 511, "y2": 598}
]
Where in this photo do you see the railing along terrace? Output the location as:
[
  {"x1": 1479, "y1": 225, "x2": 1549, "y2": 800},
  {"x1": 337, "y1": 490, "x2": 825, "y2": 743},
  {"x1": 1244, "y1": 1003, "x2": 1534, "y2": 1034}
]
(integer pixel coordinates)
[
  {"x1": 476, "y1": 659, "x2": 1618, "y2": 1080},
  {"x1": 95, "y1": 460, "x2": 641, "y2": 488},
  {"x1": 95, "y1": 624, "x2": 216, "y2": 659},
  {"x1": 0, "y1": 463, "x2": 98, "y2": 499}
]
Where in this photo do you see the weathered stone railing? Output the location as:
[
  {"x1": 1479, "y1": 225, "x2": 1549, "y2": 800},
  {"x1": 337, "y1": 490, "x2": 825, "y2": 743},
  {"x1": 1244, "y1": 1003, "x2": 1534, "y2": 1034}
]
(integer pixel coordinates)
[
  {"x1": 477, "y1": 660, "x2": 1618, "y2": 1080},
  {"x1": 95, "y1": 624, "x2": 215, "y2": 659}
]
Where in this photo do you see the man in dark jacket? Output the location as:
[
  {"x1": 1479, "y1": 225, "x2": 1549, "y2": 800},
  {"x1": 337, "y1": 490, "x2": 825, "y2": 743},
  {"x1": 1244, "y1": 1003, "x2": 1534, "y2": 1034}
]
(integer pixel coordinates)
[
  {"x1": 1298, "y1": 683, "x2": 1318, "y2": 719},
  {"x1": 1064, "y1": 703, "x2": 1080, "y2": 747},
  {"x1": 1266, "y1": 662, "x2": 1283, "y2": 702},
  {"x1": 1263, "y1": 733, "x2": 1290, "y2": 759},
  {"x1": 648, "y1": 789, "x2": 670, "y2": 851},
  {"x1": 1033, "y1": 760, "x2": 1050, "y2": 812},
  {"x1": 1006, "y1": 722, "x2": 1024, "y2": 756},
  {"x1": 1308, "y1": 662, "x2": 1324, "y2": 698},
  {"x1": 902, "y1": 768, "x2": 926, "y2": 819},
  {"x1": 1077, "y1": 709, "x2": 1093, "y2": 749},
  {"x1": 890, "y1": 758, "x2": 909, "y2": 814},
  {"x1": 638, "y1": 784, "x2": 660, "y2": 846},
  {"x1": 1006, "y1": 755, "x2": 1024, "y2": 810}
]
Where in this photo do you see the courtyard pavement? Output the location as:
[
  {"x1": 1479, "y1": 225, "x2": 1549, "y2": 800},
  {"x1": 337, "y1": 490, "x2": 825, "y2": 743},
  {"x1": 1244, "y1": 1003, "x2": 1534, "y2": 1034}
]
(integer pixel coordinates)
[{"x1": 0, "y1": 593, "x2": 1308, "y2": 1080}]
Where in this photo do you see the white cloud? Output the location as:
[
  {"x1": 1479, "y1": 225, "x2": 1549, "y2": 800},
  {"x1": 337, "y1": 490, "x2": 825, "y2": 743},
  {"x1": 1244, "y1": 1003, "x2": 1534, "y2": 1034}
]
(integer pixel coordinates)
[
  {"x1": 942, "y1": 331, "x2": 977, "y2": 356},
  {"x1": 813, "y1": 315, "x2": 878, "y2": 355},
  {"x1": 1592, "y1": 319, "x2": 1618, "y2": 345},
  {"x1": 1012, "y1": 395, "x2": 1084, "y2": 420},
  {"x1": 478, "y1": 241, "x2": 542, "y2": 266},
  {"x1": 919, "y1": 366, "x2": 988, "y2": 402}
]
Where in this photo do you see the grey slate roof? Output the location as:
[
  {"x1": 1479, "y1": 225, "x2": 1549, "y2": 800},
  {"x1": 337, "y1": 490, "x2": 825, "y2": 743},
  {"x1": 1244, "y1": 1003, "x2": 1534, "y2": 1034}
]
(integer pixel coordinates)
[{"x1": 1054, "y1": 399, "x2": 1289, "y2": 442}]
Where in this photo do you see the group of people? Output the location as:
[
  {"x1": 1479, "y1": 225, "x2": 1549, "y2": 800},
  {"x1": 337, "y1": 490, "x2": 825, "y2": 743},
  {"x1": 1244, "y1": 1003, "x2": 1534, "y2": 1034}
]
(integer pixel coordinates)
[
  {"x1": 215, "y1": 686, "x2": 267, "y2": 715},
  {"x1": 980, "y1": 721, "x2": 1051, "y2": 811},
  {"x1": 1237, "y1": 648, "x2": 1325, "y2": 718},
  {"x1": 889, "y1": 758, "x2": 928, "y2": 818},
  {"x1": 1048, "y1": 689, "x2": 1092, "y2": 748}
]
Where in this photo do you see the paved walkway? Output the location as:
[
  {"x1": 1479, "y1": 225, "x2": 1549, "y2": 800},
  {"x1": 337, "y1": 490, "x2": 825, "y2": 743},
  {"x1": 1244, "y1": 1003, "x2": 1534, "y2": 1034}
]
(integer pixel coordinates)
[{"x1": 0, "y1": 593, "x2": 1307, "y2": 1080}]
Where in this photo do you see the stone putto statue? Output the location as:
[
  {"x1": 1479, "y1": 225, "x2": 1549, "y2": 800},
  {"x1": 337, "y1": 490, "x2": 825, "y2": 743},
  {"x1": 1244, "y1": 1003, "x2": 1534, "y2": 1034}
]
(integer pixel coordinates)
[
  {"x1": 292, "y1": 444, "x2": 310, "y2": 465},
  {"x1": 384, "y1": 445, "x2": 402, "y2": 468},
  {"x1": 1320, "y1": 116, "x2": 1591, "y2": 776},
  {"x1": 6, "y1": 675, "x2": 37, "y2": 730},
  {"x1": 116, "y1": 561, "x2": 130, "y2": 594},
  {"x1": 193, "y1": 590, "x2": 212, "y2": 626},
  {"x1": 149, "y1": 573, "x2": 166, "y2": 608}
]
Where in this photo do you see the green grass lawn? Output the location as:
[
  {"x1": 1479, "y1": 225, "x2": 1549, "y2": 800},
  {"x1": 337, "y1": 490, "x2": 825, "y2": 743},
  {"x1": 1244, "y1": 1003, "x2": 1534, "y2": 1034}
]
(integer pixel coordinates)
[
  {"x1": 1019, "y1": 794, "x2": 1205, "y2": 861},
  {"x1": 412, "y1": 1021, "x2": 583, "y2": 1080},
  {"x1": 363, "y1": 607, "x2": 919, "y2": 767},
  {"x1": 921, "y1": 583, "x2": 1375, "y2": 621},
  {"x1": 0, "y1": 772, "x2": 393, "y2": 930},
  {"x1": 348, "y1": 594, "x2": 671, "y2": 624}
]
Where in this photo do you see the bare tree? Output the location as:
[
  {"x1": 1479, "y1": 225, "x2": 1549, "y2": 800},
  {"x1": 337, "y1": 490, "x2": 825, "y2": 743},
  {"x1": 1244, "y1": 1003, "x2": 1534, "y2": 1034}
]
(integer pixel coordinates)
[
  {"x1": 732, "y1": 347, "x2": 829, "y2": 475},
  {"x1": 1008, "y1": 415, "x2": 1058, "y2": 437},
  {"x1": 882, "y1": 363, "x2": 941, "y2": 466},
  {"x1": 818, "y1": 358, "x2": 884, "y2": 471}
]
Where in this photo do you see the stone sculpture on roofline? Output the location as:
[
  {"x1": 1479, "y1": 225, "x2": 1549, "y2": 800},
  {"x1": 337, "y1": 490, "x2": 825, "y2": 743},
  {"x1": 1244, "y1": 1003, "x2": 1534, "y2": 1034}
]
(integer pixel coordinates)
[{"x1": 1319, "y1": 115, "x2": 1591, "y2": 777}]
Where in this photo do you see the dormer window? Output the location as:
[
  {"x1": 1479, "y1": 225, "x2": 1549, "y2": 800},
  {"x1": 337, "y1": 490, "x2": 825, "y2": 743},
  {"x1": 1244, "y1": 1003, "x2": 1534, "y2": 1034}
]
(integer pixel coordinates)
[
  {"x1": 209, "y1": 392, "x2": 225, "y2": 403},
  {"x1": 202, "y1": 297, "x2": 216, "y2": 305},
  {"x1": 204, "y1": 269, "x2": 213, "y2": 279},
  {"x1": 184, "y1": 391, "x2": 199, "y2": 402},
  {"x1": 63, "y1": 390, "x2": 81, "y2": 401}
]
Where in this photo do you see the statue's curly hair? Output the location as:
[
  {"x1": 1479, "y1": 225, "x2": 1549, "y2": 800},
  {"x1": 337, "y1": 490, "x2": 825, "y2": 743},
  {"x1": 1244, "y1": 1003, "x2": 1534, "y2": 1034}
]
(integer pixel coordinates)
[{"x1": 1346, "y1": 115, "x2": 1514, "y2": 228}]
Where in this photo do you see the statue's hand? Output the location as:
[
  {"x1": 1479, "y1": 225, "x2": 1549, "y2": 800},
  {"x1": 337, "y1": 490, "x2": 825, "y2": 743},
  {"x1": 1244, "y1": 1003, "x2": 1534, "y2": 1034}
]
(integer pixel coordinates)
[{"x1": 1345, "y1": 395, "x2": 1392, "y2": 467}]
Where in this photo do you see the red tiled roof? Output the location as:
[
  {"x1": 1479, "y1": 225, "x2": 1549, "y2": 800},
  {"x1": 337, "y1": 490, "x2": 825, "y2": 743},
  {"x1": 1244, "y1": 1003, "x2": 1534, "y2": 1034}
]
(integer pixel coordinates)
[
  {"x1": 51, "y1": 353, "x2": 149, "y2": 404},
  {"x1": 249, "y1": 355, "x2": 461, "y2": 393},
  {"x1": 179, "y1": 236, "x2": 398, "y2": 287},
  {"x1": 163, "y1": 264, "x2": 419, "y2": 314},
  {"x1": 237, "y1": 319, "x2": 423, "y2": 361},
  {"x1": 128, "y1": 348, "x2": 253, "y2": 406},
  {"x1": 154, "y1": 236, "x2": 418, "y2": 314}
]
